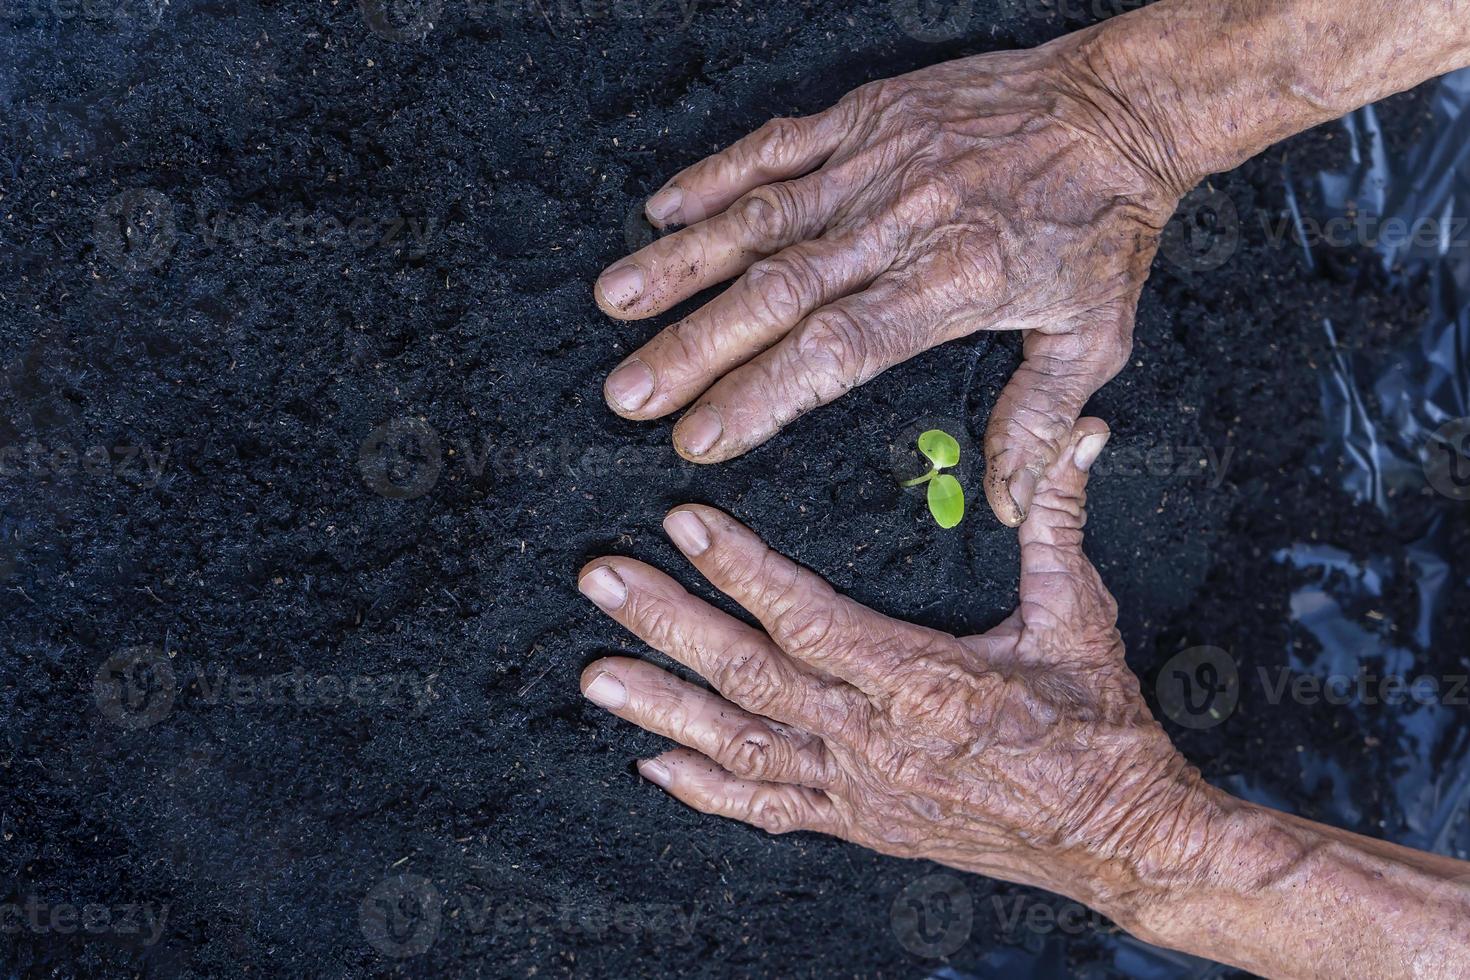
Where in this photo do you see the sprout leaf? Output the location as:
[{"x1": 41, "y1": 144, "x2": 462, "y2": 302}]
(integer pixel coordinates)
[
  {"x1": 917, "y1": 430, "x2": 960, "y2": 469},
  {"x1": 927, "y1": 474, "x2": 964, "y2": 529}
]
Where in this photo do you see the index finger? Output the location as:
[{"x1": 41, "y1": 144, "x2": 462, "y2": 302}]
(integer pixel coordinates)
[
  {"x1": 660, "y1": 504, "x2": 963, "y2": 694},
  {"x1": 642, "y1": 108, "x2": 851, "y2": 230}
]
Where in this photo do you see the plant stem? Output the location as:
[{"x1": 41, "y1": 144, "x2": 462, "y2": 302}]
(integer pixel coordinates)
[{"x1": 900, "y1": 468, "x2": 937, "y2": 488}]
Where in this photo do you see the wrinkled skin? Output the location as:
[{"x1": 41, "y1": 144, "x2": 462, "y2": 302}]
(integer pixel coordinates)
[
  {"x1": 595, "y1": 38, "x2": 1183, "y2": 525},
  {"x1": 577, "y1": 422, "x2": 1219, "y2": 911}
]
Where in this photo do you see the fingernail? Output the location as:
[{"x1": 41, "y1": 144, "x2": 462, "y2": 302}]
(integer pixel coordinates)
[
  {"x1": 578, "y1": 565, "x2": 627, "y2": 611},
  {"x1": 1007, "y1": 468, "x2": 1038, "y2": 523},
  {"x1": 1074, "y1": 433, "x2": 1111, "y2": 472},
  {"x1": 663, "y1": 509, "x2": 710, "y2": 556},
  {"x1": 676, "y1": 406, "x2": 722, "y2": 456},
  {"x1": 646, "y1": 186, "x2": 683, "y2": 224},
  {"x1": 638, "y1": 759, "x2": 672, "y2": 788},
  {"x1": 584, "y1": 672, "x2": 627, "y2": 710},
  {"x1": 605, "y1": 359, "x2": 654, "y2": 412},
  {"x1": 597, "y1": 264, "x2": 644, "y2": 310}
]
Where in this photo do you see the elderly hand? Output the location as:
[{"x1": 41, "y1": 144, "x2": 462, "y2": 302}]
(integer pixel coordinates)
[
  {"x1": 596, "y1": 35, "x2": 1184, "y2": 525},
  {"x1": 576, "y1": 421, "x2": 1219, "y2": 915}
]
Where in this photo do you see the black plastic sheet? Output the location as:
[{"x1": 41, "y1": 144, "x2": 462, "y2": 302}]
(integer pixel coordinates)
[{"x1": 932, "y1": 66, "x2": 1470, "y2": 980}]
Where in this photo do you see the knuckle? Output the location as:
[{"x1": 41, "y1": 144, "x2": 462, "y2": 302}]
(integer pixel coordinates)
[
  {"x1": 665, "y1": 316, "x2": 718, "y2": 373},
  {"x1": 717, "y1": 722, "x2": 784, "y2": 781},
  {"x1": 772, "y1": 599, "x2": 841, "y2": 658},
  {"x1": 749, "y1": 789, "x2": 805, "y2": 835},
  {"x1": 1098, "y1": 331, "x2": 1133, "y2": 379},
  {"x1": 795, "y1": 309, "x2": 870, "y2": 384},
  {"x1": 891, "y1": 175, "x2": 959, "y2": 227},
  {"x1": 622, "y1": 591, "x2": 680, "y2": 645},
  {"x1": 753, "y1": 117, "x2": 806, "y2": 171},
  {"x1": 709, "y1": 545, "x2": 771, "y2": 600},
  {"x1": 738, "y1": 184, "x2": 798, "y2": 245},
  {"x1": 713, "y1": 644, "x2": 784, "y2": 712},
  {"x1": 745, "y1": 255, "x2": 814, "y2": 324}
]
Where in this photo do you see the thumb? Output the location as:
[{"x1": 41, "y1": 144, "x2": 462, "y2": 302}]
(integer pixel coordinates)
[
  {"x1": 983, "y1": 314, "x2": 1132, "y2": 527},
  {"x1": 1016, "y1": 417, "x2": 1114, "y2": 636}
]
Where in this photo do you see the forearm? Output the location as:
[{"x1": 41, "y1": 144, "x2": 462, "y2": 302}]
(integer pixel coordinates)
[
  {"x1": 1120, "y1": 796, "x2": 1470, "y2": 978},
  {"x1": 1066, "y1": 0, "x2": 1470, "y2": 192}
]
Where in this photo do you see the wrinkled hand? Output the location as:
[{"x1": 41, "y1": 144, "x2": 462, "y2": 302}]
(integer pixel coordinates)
[
  {"x1": 577, "y1": 422, "x2": 1219, "y2": 913},
  {"x1": 597, "y1": 37, "x2": 1184, "y2": 525}
]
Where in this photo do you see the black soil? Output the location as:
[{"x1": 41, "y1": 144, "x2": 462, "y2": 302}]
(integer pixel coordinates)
[{"x1": 2, "y1": 1, "x2": 1467, "y2": 977}]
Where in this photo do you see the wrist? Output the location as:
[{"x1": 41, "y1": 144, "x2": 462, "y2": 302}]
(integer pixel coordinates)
[
  {"x1": 1112, "y1": 793, "x2": 1289, "y2": 949},
  {"x1": 1080, "y1": 778, "x2": 1243, "y2": 938},
  {"x1": 1062, "y1": 0, "x2": 1470, "y2": 191}
]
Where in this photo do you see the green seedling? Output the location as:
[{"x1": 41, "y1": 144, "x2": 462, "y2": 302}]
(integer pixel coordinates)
[{"x1": 900, "y1": 429, "x2": 965, "y2": 529}]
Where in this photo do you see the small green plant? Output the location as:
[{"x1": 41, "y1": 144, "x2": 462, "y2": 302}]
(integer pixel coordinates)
[{"x1": 900, "y1": 429, "x2": 965, "y2": 528}]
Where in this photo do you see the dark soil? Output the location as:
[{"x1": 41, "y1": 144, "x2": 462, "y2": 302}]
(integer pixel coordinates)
[{"x1": 2, "y1": 1, "x2": 1466, "y2": 977}]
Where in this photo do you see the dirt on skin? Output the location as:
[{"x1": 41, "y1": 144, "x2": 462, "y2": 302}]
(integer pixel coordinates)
[{"x1": 1, "y1": 0, "x2": 1466, "y2": 977}]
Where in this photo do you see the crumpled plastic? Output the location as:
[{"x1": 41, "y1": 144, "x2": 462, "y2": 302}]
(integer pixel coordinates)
[
  {"x1": 928, "y1": 67, "x2": 1470, "y2": 980},
  {"x1": 1269, "y1": 67, "x2": 1470, "y2": 861}
]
